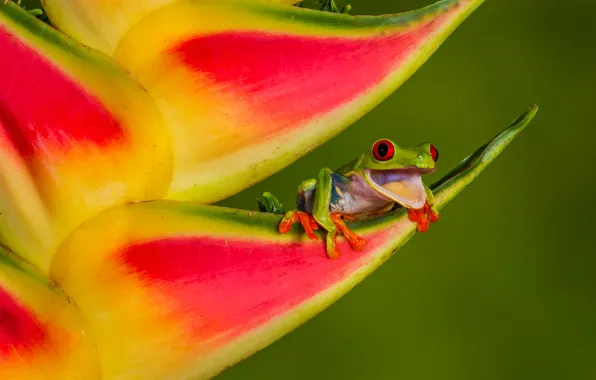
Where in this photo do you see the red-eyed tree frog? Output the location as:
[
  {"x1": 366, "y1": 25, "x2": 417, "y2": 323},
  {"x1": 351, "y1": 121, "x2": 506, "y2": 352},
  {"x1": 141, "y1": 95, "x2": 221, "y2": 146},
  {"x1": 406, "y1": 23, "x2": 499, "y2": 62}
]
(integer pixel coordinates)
[{"x1": 279, "y1": 139, "x2": 440, "y2": 259}]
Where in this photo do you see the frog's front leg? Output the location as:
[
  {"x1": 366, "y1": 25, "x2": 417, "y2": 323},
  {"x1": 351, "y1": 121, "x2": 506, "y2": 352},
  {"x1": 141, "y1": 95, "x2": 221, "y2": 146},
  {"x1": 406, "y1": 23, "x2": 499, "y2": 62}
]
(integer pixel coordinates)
[
  {"x1": 408, "y1": 185, "x2": 440, "y2": 232},
  {"x1": 311, "y1": 169, "x2": 365, "y2": 259},
  {"x1": 279, "y1": 179, "x2": 319, "y2": 240}
]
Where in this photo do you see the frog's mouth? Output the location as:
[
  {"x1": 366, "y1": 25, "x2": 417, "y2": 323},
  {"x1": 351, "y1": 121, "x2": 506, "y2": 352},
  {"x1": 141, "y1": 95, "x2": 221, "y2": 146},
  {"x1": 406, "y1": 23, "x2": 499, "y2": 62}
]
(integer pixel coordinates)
[{"x1": 364, "y1": 167, "x2": 434, "y2": 210}]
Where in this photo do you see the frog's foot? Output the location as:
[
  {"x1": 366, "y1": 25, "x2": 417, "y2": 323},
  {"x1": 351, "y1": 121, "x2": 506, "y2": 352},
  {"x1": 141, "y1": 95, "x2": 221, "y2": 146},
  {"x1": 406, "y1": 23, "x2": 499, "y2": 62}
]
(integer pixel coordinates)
[
  {"x1": 279, "y1": 211, "x2": 319, "y2": 240},
  {"x1": 330, "y1": 213, "x2": 366, "y2": 252},
  {"x1": 408, "y1": 202, "x2": 440, "y2": 232}
]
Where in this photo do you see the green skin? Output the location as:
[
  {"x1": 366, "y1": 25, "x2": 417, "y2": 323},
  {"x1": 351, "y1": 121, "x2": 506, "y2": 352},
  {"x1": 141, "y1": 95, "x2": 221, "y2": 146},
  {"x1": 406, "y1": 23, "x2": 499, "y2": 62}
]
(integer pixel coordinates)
[{"x1": 282, "y1": 139, "x2": 439, "y2": 256}]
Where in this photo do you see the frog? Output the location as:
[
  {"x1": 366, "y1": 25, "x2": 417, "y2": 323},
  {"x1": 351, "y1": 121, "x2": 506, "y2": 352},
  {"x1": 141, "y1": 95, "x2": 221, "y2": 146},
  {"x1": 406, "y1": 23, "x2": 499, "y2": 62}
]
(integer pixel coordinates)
[{"x1": 279, "y1": 139, "x2": 440, "y2": 259}]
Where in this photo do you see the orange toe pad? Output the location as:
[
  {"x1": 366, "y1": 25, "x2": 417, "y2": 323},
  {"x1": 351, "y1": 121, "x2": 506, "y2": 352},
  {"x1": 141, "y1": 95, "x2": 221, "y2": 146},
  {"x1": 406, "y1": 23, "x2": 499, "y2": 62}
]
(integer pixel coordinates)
[
  {"x1": 330, "y1": 213, "x2": 366, "y2": 252},
  {"x1": 279, "y1": 211, "x2": 319, "y2": 240},
  {"x1": 408, "y1": 202, "x2": 439, "y2": 232}
]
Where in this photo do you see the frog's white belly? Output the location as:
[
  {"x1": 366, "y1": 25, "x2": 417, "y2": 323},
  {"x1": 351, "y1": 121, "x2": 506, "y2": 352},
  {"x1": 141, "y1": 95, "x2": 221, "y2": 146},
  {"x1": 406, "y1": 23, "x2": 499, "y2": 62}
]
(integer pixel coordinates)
[{"x1": 330, "y1": 174, "x2": 394, "y2": 215}]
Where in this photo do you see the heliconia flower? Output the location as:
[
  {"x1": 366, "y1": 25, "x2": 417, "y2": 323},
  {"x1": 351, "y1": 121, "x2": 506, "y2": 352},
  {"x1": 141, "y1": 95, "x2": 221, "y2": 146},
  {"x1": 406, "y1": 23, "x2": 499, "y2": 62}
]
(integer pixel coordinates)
[
  {"x1": 41, "y1": 0, "x2": 302, "y2": 55},
  {"x1": 0, "y1": 247, "x2": 99, "y2": 379},
  {"x1": 0, "y1": 1, "x2": 536, "y2": 378},
  {"x1": 0, "y1": 3, "x2": 172, "y2": 273},
  {"x1": 112, "y1": 0, "x2": 487, "y2": 203},
  {"x1": 49, "y1": 106, "x2": 538, "y2": 380}
]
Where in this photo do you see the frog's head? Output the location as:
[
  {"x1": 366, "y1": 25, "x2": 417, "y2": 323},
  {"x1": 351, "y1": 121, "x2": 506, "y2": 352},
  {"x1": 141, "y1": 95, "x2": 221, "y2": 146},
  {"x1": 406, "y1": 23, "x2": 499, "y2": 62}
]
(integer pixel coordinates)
[{"x1": 357, "y1": 139, "x2": 439, "y2": 209}]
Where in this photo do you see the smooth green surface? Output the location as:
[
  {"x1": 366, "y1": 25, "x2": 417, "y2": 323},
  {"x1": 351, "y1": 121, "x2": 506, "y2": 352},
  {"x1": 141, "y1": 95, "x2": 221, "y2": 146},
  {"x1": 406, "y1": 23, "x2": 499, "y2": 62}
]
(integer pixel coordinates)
[{"x1": 21, "y1": 0, "x2": 596, "y2": 379}]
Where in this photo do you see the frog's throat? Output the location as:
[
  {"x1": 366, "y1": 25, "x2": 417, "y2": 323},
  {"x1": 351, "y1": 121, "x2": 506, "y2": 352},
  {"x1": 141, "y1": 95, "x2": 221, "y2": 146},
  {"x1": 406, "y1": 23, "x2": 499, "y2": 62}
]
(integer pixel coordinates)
[{"x1": 364, "y1": 167, "x2": 432, "y2": 209}]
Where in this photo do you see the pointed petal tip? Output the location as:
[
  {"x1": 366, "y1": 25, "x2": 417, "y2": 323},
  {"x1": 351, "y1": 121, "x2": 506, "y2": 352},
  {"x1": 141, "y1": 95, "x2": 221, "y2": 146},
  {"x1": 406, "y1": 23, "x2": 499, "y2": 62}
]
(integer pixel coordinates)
[
  {"x1": 498, "y1": 104, "x2": 539, "y2": 140},
  {"x1": 514, "y1": 103, "x2": 539, "y2": 127},
  {"x1": 431, "y1": 105, "x2": 539, "y2": 209}
]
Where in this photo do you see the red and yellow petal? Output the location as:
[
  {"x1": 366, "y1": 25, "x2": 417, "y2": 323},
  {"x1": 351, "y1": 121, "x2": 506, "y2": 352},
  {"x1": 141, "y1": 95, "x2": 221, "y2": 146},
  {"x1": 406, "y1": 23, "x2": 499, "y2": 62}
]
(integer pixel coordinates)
[
  {"x1": 40, "y1": 0, "x2": 175, "y2": 55},
  {"x1": 0, "y1": 248, "x2": 99, "y2": 379},
  {"x1": 49, "y1": 105, "x2": 536, "y2": 380},
  {"x1": 112, "y1": 0, "x2": 486, "y2": 204},
  {"x1": 50, "y1": 200, "x2": 419, "y2": 380},
  {"x1": 0, "y1": 4, "x2": 172, "y2": 273},
  {"x1": 41, "y1": 0, "x2": 304, "y2": 55}
]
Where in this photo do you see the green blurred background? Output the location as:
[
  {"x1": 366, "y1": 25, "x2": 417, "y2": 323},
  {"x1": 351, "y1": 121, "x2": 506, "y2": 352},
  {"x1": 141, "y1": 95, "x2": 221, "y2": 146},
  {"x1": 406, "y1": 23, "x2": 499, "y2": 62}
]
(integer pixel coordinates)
[{"x1": 22, "y1": 0, "x2": 595, "y2": 378}]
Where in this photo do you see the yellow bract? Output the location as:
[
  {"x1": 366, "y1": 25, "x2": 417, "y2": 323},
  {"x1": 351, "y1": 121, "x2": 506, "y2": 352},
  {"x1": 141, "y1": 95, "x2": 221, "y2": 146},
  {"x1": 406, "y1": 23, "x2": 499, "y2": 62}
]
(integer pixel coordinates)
[{"x1": 41, "y1": 0, "x2": 303, "y2": 55}]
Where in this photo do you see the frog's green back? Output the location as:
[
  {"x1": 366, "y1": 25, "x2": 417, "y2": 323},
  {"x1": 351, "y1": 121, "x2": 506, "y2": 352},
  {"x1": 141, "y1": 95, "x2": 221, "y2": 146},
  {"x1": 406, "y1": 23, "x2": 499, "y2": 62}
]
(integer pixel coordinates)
[{"x1": 336, "y1": 158, "x2": 362, "y2": 175}]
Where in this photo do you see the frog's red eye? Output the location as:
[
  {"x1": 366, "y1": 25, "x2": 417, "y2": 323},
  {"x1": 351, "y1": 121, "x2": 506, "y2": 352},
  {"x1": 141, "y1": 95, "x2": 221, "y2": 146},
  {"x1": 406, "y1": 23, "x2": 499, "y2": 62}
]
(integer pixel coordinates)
[
  {"x1": 372, "y1": 139, "x2": 395, "y2": 161},
  {"x1": 430, "y1": 144, "x2": 439, "y2": 161}
]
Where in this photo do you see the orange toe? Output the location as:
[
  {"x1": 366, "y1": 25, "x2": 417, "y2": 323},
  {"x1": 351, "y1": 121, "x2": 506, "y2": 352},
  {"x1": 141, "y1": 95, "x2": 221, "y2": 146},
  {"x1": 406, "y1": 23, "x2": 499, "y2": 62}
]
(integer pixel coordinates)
[
  {"x1": 428, "y1": 210, "x2": 440, "y2": 223},
  {"x1": 279, "y1": 222, "x2": 291, "y2": 233},
  {"x1": 408, "y1": 208, "x2": 419, "y2": 222},
  {"x1": 279, "y1": 212, "x2": 299, "y2": 233},
  {"x1": 426, "y1": 203, "x2": 440, "y2": 223},
  {"x1": 328, "y1": 249, "x2": 341, "y2": 260},
  {"x1": 417, "y1": 218, "x2": 430, "y2": 232},
  {"x1": 330, "y1": 213, "x2": 366, "y2": 252},
  {"x1": 297, "y1": 212, "x2": 319, "y2": 240},
  {"x1": 347, "y1": 235, "x2": 366, "y2": 251},
  {"x1": 409, "y1": 202, "x2": 439, "y2": 232},
  {"x1": 279, "y1": 211, "x2": 320, "y2": 240}
]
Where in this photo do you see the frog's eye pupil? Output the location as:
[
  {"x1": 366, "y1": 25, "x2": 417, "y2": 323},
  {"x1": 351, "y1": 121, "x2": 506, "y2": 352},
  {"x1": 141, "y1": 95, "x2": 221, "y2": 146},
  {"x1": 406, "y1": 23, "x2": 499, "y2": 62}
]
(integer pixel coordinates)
[
  {"x1": 430, "y1": 144, "x2": 439, "y2": 162},
  {"x1": 373, "y1": 139, "x2": 395, "y2": 161}
]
